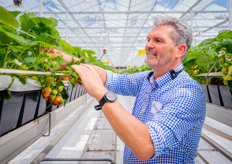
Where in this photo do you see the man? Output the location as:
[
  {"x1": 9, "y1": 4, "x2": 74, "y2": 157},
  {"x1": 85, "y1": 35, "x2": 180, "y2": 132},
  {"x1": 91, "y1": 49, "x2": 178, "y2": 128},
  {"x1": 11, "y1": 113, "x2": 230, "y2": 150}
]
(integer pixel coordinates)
[{"x1": 70, "y1": 16, "x2": 206, "y2": 163}]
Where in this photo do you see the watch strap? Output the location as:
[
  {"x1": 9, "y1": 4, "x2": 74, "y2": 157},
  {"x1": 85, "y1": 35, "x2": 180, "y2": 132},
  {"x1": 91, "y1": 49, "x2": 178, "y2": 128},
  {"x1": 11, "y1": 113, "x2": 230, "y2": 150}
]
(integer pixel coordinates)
[
  {"x1": 94, "y1": 104, "x2": 102, "y2": 111},
  {"x1": 94, "y1": 96, "x2": 107, "y2": 110}
]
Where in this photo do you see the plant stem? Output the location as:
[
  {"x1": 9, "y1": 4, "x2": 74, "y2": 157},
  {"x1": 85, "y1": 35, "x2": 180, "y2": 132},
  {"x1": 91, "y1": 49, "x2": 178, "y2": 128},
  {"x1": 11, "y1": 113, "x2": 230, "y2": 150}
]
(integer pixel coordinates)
[
  {"x1": 2, "y1": 44, "x2": 11, "y2": 68},
  {"x1": 10, "y1": 46, "x2": 28, "y2": 69},
  {"x1": 6, "y1": 76, "x2": 15, "y2": 90}
]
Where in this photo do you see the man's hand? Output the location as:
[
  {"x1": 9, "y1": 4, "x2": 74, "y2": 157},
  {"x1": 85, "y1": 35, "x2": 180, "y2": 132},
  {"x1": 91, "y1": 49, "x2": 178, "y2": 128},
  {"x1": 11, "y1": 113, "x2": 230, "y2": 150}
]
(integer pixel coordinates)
[
  {"x1": 71, "y1": 64, "x2": 108, "y2": 101},
  {"x1": 41, "y1": 48, "x2": 80, "y2": 70}
]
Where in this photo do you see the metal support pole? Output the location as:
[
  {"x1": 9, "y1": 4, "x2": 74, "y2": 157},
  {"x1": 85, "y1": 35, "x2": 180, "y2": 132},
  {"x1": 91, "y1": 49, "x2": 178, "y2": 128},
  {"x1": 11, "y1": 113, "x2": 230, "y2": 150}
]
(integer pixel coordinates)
[
  {"x1": 190, "y1": 9, "x2": 193, "y2": 29},
  {"x1": 39, "y1": 0, "x2": 43, "y2": 17},
  {"x1": 229, "y1": 0, "x2": 232, "y2": 30},
  {"x1": 65, "y1": 10, "x2": 69, "y2": 42}
]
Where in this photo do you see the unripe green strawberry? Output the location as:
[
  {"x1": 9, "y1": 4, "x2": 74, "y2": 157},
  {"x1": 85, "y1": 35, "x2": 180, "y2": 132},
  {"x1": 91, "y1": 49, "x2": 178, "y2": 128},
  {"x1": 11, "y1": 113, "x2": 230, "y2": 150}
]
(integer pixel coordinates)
[
  {"x1": 48, "y1": 53, "x2": 54, "y2": 58},
  {"x1": 70, "y1": 78, "x2": 77, "y2": 84},
  {"x1": 52, "y1": 89, "x2": 58, "y2": 95},
  {"x1": 193, "y1": 70, "x2": 198, "y2": 75},
  {"x1": 221, "y1": 68, "x2": 227, "y2": 74},
  {"x1": 58, "y1": 86, "x2": 64, "y2": 92},
  {"x1": 223, "y1": 80, "x2": 228, "y2": 85},
  {"x1": 46, "y1": 77, "x2": 55, "y2": 86},
  {"x1": 20, "y1": 64, "x2": 28, "y2": 70},
  {"x1": 219, "y1": 57, "x2": 225, "y2": 63},
  {"x1": 224, "y1": 74, "x2": 232, "y2": 81},
  {"x1": 228, "y1": 66, "x2": 232, "y2": 75},
  {"x1": 49, "y1": 94, "x2": 56, "y2": 101},
  {"x1": 31, "y1": 76, "x2": 38, "y2": 81},
  {"x1": 60, "y1": 99, "x2": 65, "y2": 104},
  {"x1": 52, "y1": 61, "x2": 59, "y2": 68}
]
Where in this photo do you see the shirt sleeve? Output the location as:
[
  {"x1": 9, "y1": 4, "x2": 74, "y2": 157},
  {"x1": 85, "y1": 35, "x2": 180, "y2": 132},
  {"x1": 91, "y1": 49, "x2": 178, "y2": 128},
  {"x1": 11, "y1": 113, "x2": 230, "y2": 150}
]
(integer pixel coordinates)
[
  {"x1": 105, "y1": 70, "x2": 148, "y2": 97},
  {"x1": 146, "y1": 82, "x2": 206, "y2": 157}
]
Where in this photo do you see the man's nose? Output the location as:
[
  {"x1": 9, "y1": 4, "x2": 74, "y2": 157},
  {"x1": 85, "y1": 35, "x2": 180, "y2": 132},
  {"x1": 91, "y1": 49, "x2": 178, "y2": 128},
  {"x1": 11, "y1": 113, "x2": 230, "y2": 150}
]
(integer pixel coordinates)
[
  {"x1": 145, "y1": 41, "x2": 154, "y2": 52},
  {"x1": 145, "y1": 40, "x2": 153, "y2": 49}
]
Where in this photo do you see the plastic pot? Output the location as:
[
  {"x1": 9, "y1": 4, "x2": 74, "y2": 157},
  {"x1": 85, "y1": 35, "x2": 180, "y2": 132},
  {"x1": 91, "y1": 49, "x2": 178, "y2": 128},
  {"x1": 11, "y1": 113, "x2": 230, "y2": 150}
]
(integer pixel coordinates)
[
  {"x1": 71, "y1": 85, "x2": 77, "y2": 101},
  {"x1": 0, "y1": 91, "x2": 24, "y2": 136},
  {"x1": 218, "y1": 85, "x2": 232, "y2": 109},
  {"x1": 200, "y1": 84, "x2": 211, "y2": 102},
  {"x1": 34, "y1": 91, "x2": 47, "y2": 118},
  {"x1": 208, "y1": 85, "x2": 222, "y2": 106},
  {"x1": 17, "y1": 90, "x2": 41, "y2": 125}
]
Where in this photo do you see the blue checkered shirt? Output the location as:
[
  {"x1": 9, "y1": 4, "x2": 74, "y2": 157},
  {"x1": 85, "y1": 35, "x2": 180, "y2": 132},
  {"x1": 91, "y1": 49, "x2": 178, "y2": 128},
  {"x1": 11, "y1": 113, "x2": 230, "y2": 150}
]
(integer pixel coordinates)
[{"x1": 105, "y1": 64, "x2": 206, "y2": 163}]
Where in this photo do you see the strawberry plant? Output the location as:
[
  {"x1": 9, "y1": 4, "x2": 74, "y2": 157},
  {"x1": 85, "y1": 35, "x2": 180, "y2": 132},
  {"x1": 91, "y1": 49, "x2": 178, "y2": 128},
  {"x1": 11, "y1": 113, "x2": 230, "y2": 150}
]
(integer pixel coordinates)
[
  {"x1": 0, "y1": 7, "x2": 115, "y2": 104},
  {"x1": 183, "y1": 30, "x2": 232, "y2": 91},
  {"x1": 119, "y1": 64, "x2": 151, "y2": 74}
]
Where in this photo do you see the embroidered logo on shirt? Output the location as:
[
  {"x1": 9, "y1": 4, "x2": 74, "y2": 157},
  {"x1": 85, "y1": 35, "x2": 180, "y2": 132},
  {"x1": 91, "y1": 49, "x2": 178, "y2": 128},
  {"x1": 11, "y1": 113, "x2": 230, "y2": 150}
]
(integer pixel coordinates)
[{"x1": 151, "y1": 101, "x2": 163, "y2": 114}]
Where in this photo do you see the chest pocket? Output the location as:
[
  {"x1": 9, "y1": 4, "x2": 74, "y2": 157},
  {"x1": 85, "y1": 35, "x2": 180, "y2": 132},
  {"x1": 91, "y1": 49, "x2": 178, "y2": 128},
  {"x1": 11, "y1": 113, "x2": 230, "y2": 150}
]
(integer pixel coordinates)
[{"x1": 150, "y1": 101, "x2": 163, "y2": 115}]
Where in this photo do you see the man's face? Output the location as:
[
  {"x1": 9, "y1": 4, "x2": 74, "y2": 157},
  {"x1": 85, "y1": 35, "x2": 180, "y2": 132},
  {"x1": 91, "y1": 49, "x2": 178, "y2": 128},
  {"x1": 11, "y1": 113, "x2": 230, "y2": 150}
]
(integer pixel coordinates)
[{"x1": 145, "y1": 25, "x2": 178, "y2": 69}]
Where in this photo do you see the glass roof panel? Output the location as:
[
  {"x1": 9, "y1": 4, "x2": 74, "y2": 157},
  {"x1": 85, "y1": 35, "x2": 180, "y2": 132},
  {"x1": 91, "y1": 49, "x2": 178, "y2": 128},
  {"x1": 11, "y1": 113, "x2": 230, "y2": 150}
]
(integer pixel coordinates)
[{"x1": 0, "y1": 0, "x2": 230, "y2": 67}]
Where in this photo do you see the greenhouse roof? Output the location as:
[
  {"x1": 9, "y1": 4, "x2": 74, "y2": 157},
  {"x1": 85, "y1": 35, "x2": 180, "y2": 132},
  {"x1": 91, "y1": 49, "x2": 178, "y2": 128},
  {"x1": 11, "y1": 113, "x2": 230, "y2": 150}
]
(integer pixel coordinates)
[{"x1": 0, "y1": 0, "x2": 230, "y2": 67}]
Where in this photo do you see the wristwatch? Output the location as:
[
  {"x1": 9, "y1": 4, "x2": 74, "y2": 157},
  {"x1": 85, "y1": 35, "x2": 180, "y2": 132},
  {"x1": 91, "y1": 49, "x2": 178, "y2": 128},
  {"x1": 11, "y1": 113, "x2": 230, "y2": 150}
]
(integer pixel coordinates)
[{"x1": 94, "y1": 91, "x2": 117, "y2": 111}]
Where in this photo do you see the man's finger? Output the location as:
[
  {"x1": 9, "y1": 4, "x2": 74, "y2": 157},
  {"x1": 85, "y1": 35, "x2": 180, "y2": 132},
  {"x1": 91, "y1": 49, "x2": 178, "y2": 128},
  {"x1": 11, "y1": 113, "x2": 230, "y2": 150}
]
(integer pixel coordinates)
[{"x1": 71, "y1": 65, "x2": 84, "y2": 76}]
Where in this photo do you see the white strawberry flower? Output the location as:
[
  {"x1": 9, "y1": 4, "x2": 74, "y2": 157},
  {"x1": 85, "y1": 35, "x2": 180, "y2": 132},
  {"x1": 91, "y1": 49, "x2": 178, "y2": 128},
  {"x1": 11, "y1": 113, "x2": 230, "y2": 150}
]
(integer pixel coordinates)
[
  {"x1": 218, "y1": 49, "x2": 226, "y2": 57},
  {"x1": 225, "y1": 53, "x2": 232, "y2": 61},
  {"x1": 28, "y1": 51, "x2": 32, "y2": 56},
  {"x1": 13, "y1": 59, "x2": 22, "y2": 66}
]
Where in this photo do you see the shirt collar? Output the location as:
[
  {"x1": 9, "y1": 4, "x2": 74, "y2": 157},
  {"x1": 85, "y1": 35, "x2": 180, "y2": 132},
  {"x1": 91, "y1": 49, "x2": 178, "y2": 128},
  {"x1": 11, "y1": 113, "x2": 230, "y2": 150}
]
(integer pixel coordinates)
[{"x1": 147, "y1": 63, "x2": 184, "y2": 87}]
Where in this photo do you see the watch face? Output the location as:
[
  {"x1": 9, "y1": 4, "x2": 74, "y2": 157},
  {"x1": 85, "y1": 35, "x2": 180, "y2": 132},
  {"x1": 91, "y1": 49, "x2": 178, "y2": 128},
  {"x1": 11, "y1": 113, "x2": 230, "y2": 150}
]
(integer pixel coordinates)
[{"x1": 106, "y1": 91, "x2": 117, "y2": 101}]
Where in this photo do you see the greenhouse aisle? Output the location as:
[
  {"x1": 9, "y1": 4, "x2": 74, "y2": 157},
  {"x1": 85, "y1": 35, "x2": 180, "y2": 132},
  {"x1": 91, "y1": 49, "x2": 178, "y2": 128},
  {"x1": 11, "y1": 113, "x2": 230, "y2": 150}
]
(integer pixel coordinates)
[{"x1": 8, "y1": 95, "x2": 232, "y2": 164}]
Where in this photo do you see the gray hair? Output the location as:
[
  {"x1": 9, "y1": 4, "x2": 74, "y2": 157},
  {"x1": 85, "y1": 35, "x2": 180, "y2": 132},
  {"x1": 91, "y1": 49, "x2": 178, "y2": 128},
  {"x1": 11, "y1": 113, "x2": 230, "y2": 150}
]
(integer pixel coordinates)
[{"x1": 153, "y1": 16, "x2": 193, "y2": 59}]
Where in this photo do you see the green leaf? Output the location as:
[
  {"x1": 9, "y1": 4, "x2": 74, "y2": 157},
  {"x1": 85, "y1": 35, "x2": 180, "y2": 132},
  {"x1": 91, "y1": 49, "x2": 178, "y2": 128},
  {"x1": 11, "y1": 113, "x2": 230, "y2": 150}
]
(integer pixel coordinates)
[
  {"x1": 214, "y1": 30, "x2": 232, "y2": 42},
  {"x1": 0, "y1": 90, "x2": 12, "y2": 100},
  {"x1": 61, "y1": 87, "x2": 69, "y2": 101},
  {"x1": 58, "y1": 40, "x2": 75, "y2": 52},
  {"x1": 34, "y1": 62, "x2": 39, "y2": 70},
  {"x1": 0, "y1": 26, "x2": 29, "y2": 45},
  {"x1": 195, "y1": 56, "x2": 215, "y2": 67},
  {"x1": 228, "y1": 81, "x2": 232, "y2": 91},
  {"x1": 0, "y1": 31, "x2": 12, "y2": 44},
  {"x1": 10, "y1": 11, "x2": 21, "y2": 18},
  {"x1": 185, "y1": 51, "x2": 203, "y2": 62},
  {"x1": 222, "y1": 38, "x2": 232, "y2": 48},
  {"x1": 0, "y1": 6, "x2": 19, "y2": 28},
  {"x1": 198, "y1": 38, "x2": 214, "y2": 47},
  {"x1": 24, "y1": 57, "x2": 37, "y2": 64},
  {"x1": 53, "y1": 57, "x2": 66, "y2": 65},
  {"x1": 10, "y1": 46, "x2": 25, "y2": 53},
  {"x1": 57, "y1": 80, "x2": 65, "y2": 86},
  {"x1": 18, "y1": 77, "x2": 27, "y2": 85}
]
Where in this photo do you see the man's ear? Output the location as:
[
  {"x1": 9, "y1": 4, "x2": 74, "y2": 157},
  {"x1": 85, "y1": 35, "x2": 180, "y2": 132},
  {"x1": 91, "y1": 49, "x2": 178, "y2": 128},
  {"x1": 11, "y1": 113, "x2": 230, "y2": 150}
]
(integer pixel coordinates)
[{"x1": 176, "y1": 44, "x2": 187, "y2": 58}]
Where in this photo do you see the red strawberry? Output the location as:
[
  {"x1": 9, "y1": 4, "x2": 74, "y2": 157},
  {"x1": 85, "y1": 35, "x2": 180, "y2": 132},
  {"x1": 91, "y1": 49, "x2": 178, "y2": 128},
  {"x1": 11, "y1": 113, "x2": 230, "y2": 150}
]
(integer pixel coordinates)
[
  {"x1": 53, "y1": 95, "x2": 63, "y2": 106},
  {"x1": 77, "y1": 81, "x2": 83, "y2": 85},
  {"x1": 42, "y1": 87, "x2": 52, "y2": 99}
]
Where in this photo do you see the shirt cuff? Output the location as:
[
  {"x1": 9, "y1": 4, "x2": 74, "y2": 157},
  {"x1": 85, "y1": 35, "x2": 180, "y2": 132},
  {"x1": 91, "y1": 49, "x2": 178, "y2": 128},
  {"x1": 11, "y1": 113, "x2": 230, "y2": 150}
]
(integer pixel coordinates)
[
  {"x1": 146, "y1": 123, "x2": 165, "y2": 158},
  {"x1": 105, "y1": 70, "x2": 117, "y2": 92}
]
